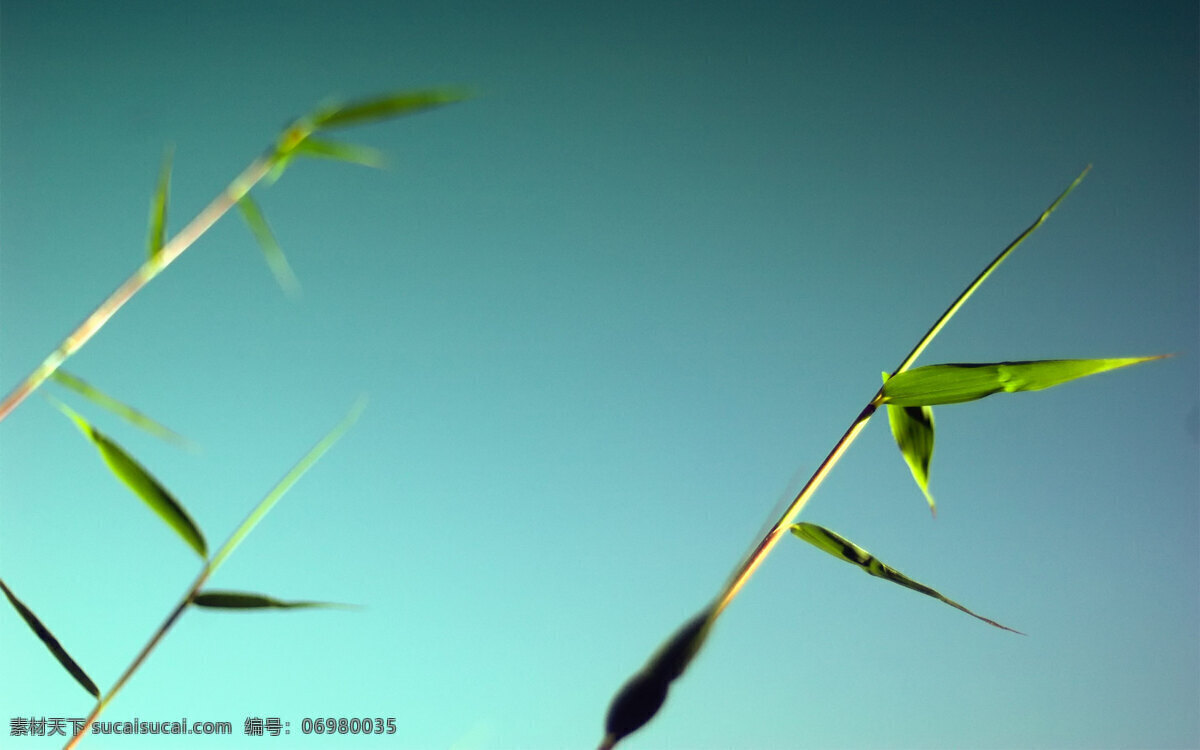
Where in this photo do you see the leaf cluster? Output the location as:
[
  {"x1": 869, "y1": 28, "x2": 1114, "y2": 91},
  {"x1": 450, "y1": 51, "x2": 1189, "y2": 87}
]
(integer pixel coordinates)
[
  {"x1": 0, "y1": 89, "x2": 466, "y2": 747},
  {"x1": 0, "y1": 89, "x2": 1169, "y2": 750},
  {"x1": 596, "y1": 166, "x2": 1168, "y2": 749}
]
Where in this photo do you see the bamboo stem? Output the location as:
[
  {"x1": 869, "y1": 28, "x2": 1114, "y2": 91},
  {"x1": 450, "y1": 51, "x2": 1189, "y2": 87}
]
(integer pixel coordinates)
[
  {"x1": 63, "y1": 565, "x2": 212, "y2": 750},
  {"x1": 711, "y1": 165, "x2": 1092, "y2": 620},
  {"x1": 0, "y1": 150, "x2": 279, "y2": 424}
]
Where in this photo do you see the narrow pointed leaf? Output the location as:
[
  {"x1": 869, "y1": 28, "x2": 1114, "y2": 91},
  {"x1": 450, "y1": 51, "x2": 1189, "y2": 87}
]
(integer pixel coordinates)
[
  {"x1": 236, "y1": 194, "x2": 301, "y2": 298},
  {"x1": 52, "y1": 399, "x2": 207, "y2": 557},
  {"x1": 293, "y1": 138, "x2": 385, "y2": 168},
  {"x1": 600, "y1": 605, "x2": 717, "y2": 750},
  {"x1": 791, "y1": 522, "x2": 1020, "y2": 633},
  {"x1": 209, "y1": 396, "x2": 366, "y2": 572},
  {"x1": 264, "y1": 149, "x2": 298, "y2": 185},
  {"x1": 1, "y1": 578, "x2": 100, "y2": 698},
  {"x1": 310, "y1": 87, "x2": 470, "y2": 131},
  {"x1": 147, "y1": 145, "x2": 173, "y2": 259},
  {"x1": 191, "y1": 590, "x2": 354, "y2": 610},
  {"x1": 50, "y1": 369, "x2": 194, "y2": 449},
  {"x1": 880, "y1": 356, "x2": 1168, "y2": 406},
  {"x1": 883, "y1": 372, "x2": 936, "y2": 516}
]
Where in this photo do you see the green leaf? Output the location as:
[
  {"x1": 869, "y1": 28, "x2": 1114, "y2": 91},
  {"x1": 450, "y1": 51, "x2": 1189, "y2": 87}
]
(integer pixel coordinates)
[
  {"x1": 50, "y1": 369, "x2": 194, "y2": 449},
  {"x1": 266, "y1": 136, "x2": 383, "y2": 184},
  {"x1": 191, "y1": 590, "x2": 353, "y2": 610},
  {"x1": 310, "y1": 87, "x2": 471, "y2": 131},
  {"x1": 880, "y1": 356, "x2": 1168, "y2": 406},
  {"x1": 791, "y1": 522, "x2": 1020, "y2": 633},
  {"x1": 265, "y1": 153, "x2": 293, "y2": 184},
  {"x1": 883, "y1": 372, "x2": 936, "y2": 516},
  {"x1": 293, "y1": 138, "x2": 385, "y2": 168},
  {"x1": 52, "y1": 398, "x2": 207, "y2": 557},
  {"x1": 208, "y1": 396, "x2": 366, "y2": 573},
  {"x1": 147, "y1": 145, "x2": 173, "y2": 259},
  {"x1": 264, "y1": 87, "x2": 467, "y2": 182},
  {"x1": 1, "y1": 577, "x2": 100, "y2": 698},
  {"x1": 264, "y1": 146, "x2": 300, "y2": 185},
  {"x1": 600, "y1": 605, "x2": 717, "y2": 750},
  {"x1": 236, "y1": 194, "x2": 301, "y2": 298}
]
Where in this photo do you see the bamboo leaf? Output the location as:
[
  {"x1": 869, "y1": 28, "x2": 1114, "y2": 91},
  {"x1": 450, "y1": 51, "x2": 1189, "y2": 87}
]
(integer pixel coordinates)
[
  {"x1": 883, "y1": 372, "x2": 936, "y2": 516},
  {"x1": 600, "y1": 605, "x2": 717, "y2": 750},
  {"x1": 191, "y1": 590, "x2": 354, "y2": 610},
  {"x1": 0, "y1": 578, "x2": 100, "y2": 698},
  {"x1": 147, "y1": 145, "x2": 173, "y2": 259},
  {"x1": 310, "y1": 87, "x2": 470, "y2": 131},
  {"x1": 208, "y1": 396, "x2": 366, "y2": 573},
  {"x1": 50, "y1": 369, "x2": 194, "y2": 449},
  {"x1": 264, "y1": 119, "x2": 320, "y2": 185},
  {"x1": 264, "y1": 149, "x2": 298, "y2": 185},
  {"x1": 52, "y1": 399, "x2": 207, "y2": 557},
  {"x1": 293, "y1": 139, "x2": 385, "y2": 168},
  {"x1": 236, "y1": 194, "x2": 301, "y2": 298},
  {"x1": 791, "y1": 522, "x2": 1021, "y2": 633},
  {"x1": 880, "y1": 356, "x2": 1168, "y2": 406}
]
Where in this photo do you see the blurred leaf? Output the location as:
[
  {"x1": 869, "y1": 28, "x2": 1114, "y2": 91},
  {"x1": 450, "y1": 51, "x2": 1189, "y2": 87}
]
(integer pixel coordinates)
[
  {"x1": 264, "y1": 149, "x2": 298, "y2": 185},
  {"x1": 293, "y1": 138, "x2": 385, "y2": 168},
  {"x1": 209, "y1": 396, "x2": 366, "y2": 572},
  {"x1": 600, "y1": 605, "x2": 717, "y2": 750},
  {"x1": 236, "y1": 195, "x2": 301, "y2": 298},
  {"x1": 883, "y1": 372, "x2": 936, "y2": 516},
  {"x1": 791, "y1": 522, "x2": 1020, "y2": 633},
  {"x1": 880, "y1": 356, "x2": 1168, "y2": 406},
  {"x1": 265, "y1": 120, "x2": 316, "y2": 184},
  {"x1": 310, "y1": 87, "x2": 470, "y2": 130},
  {"x1": 264, "y1": 87, "x2": 467, "y2": 182},
  {"x1": 191, "y1": 590, "x2": 353, "y2": 610},
  {"x1": 274, "y1": 119, "x2": 314, "y2": 156},
  {"x1": 50, "y1": 369, "x2": 194, "y2": 449},
  {"x1": 52, "y1": 399, "x2": 207, "y2": 557},
  {"x1": 147, "y1": 145, "x2": 173, "y2": 259},
  {"x1": 1, "y1": 577, "x2": 100, "y2": 698}
]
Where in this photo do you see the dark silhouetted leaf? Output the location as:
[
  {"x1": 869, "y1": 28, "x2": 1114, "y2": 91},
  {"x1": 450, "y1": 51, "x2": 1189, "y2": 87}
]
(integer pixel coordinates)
[
  {"x1": 600, "y1": 606, "x2": 716, "y2": 750},
  {"x1": 880, "y1": 357, "x2": 1167, "y2": 406},
  {"x1": 53, "y1": 399, "x2": 206, "y2": 557},
  {"x1": 792, "y1": 522, "x2": 1020, "y2": 633},
  {"x1": 0, "y1": 577, "x2": 100, "y2": 698},
  {"x1": 50, "y1": 369, "x2": 193, "y2": 449},
  {"x1": 883, "y1": 372, "x2": 936, "y2": 516},
  {"x1": 191, "y1": 590, "x2": 352, "y2": 610}
]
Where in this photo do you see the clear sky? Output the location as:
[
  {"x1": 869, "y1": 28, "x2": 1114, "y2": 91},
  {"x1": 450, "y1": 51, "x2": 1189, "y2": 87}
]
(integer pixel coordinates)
[{"x1": 1, "y1": 2, "x2": 1197, "y2": 749}]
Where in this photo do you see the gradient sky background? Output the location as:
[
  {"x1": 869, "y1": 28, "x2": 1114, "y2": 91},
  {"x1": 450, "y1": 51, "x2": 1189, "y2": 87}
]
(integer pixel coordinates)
[{"x1": 1, "y1": 2, "x2": 1197, "y2": 749}]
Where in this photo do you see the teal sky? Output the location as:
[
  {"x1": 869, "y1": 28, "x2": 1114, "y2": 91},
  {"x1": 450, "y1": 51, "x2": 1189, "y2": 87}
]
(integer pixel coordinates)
[{"x1": 2, "y1": 2, "x2": 1197, "y2": 749}]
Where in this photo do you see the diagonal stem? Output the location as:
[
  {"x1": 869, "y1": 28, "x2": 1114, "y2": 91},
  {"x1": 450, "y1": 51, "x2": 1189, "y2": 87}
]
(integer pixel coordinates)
[
  {"x1": 712, "y1": 165, "x2": 1091, "y2": 618},
  {"x1": 0, "y1": 142, "x2": 294, "y2": 424},
  {"x1": 59, "y1": 398, "x2": 360, "y2": 749}
]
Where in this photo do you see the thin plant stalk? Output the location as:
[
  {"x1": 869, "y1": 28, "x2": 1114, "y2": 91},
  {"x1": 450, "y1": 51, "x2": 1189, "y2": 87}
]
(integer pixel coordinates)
[
  {"x1": 61, "y1": 398, "x2": 362, "y2": 749},
  {"x1": 1, "y1": 88, "x2": 466, "y2": 424},
  {"x1": 712, "y1": 165, "x2": 1091, "y2": 617},
  {"x1": 62, "y1": 567, "x2": 210, "y2": 750},
  {"x1": 0, "y1": 145, "x2": 285, "y2": 424}
]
